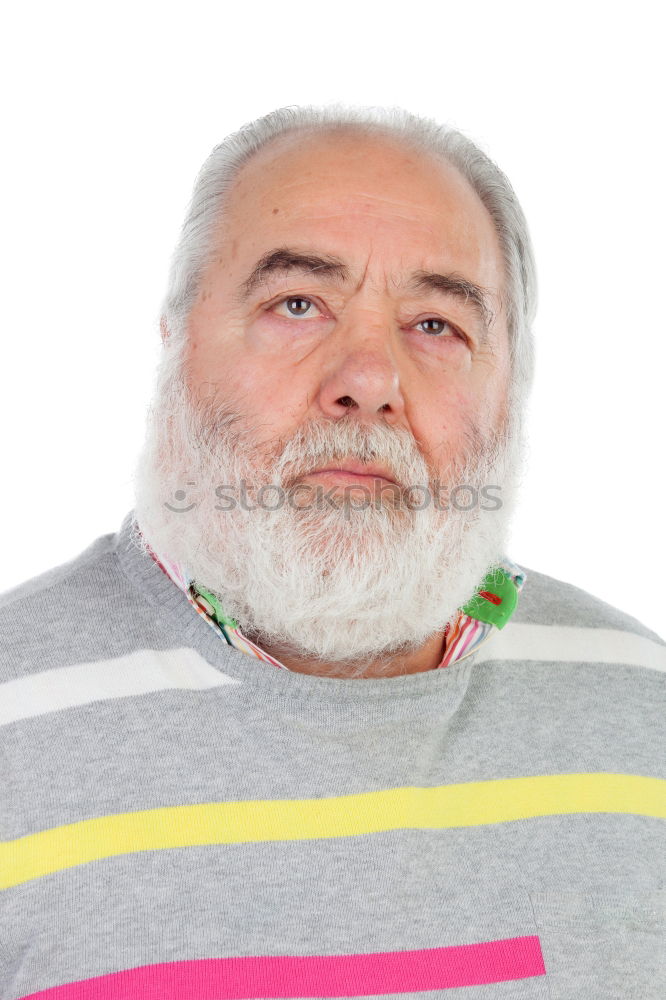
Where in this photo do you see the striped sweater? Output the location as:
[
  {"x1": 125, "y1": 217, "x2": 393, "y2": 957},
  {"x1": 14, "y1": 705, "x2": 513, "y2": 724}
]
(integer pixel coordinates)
[{"x1": 0, "y1": 510, "x2": 664, "y2": 999}]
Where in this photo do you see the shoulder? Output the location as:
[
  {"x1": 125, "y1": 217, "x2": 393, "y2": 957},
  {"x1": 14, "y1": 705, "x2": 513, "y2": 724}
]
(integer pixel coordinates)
[
  {"x1": 0, "y1": 525, "x2": 161, "y2": 683},
  {"x1": 489, "y1": 563, "x2": 666, "y2": 676},
  {"x1": 0, "y1": 531, "x2": 117, "y2": 611},
  {"x1": 515, "y1": 564, "x2": 664, "y2": 645}
]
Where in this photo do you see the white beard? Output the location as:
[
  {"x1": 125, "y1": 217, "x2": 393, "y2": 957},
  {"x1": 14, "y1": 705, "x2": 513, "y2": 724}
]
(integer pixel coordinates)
[{"x1": 133, "y1": 343, "x2": 526, "y2": 674}]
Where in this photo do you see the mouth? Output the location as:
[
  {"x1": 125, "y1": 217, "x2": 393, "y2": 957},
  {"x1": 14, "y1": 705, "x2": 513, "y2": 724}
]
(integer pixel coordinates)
[{"x1": 305, "y1": 460, "x2": 399, "y2": 487}]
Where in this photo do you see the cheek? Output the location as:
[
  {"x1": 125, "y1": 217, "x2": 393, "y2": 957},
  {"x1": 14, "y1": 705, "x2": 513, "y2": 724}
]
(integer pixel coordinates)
[
  {"x1": 186, "y1": 338, "x2": 309, "y2": 449},
  {"x1": 421, "y1": 381, "x2": 477, "y2": 430},
  {"x1": 405, "y1": 386, "x2": 469, "y2": 463},
  {"x1": 409, "y1": 382, "x2": 501, "y2": 470},
  {"x1": 186, "y1": 303, "x2": 316, "y2": 400}
]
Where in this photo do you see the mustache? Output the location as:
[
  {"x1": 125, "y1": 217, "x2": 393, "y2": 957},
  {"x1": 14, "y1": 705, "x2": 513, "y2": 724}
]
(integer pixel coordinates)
[
  {"x1": 175, "y1": 371, "x2": 498, "y2": 492},
  {"x1": 194, "y1": 410, "x2": 433, "y2": 486}
]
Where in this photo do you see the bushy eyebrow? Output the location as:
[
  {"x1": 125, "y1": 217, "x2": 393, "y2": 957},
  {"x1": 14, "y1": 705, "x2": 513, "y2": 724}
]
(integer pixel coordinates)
[
  {"x1": 238, "y1": 248, "x2": 351, "y2": 300},
  {"x1": 237, "y1": 246, "x2": 494, "y2": 337},
  {"x1": 407, "y1": 270, "x2": 494, "y2": 332}
]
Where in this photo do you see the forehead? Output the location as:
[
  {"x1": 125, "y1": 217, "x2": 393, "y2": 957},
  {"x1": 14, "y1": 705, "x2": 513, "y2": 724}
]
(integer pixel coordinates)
[{"x1": 222, "y1": 129, "x2": 505, "y2": 292}]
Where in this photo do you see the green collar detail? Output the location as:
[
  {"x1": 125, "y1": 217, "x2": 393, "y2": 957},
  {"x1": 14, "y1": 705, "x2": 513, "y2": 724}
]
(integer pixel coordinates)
[
  {"x1": 460, "y1": 567, "x2": 518, "y2": 629},
  {"x1": 192, "y1": 586, "x2": 239, "y2": 629}
]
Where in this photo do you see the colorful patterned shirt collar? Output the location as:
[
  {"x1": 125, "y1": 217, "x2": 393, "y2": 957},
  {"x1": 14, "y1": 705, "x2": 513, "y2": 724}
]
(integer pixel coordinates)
[{"x1": 144, "y1": 536, "x2": 525, "y2": 670}]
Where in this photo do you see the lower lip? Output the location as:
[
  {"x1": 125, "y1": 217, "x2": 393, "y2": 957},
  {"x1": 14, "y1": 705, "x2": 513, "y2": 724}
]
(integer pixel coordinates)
[{"x1": 304, "y1": 470, "x2": 396, "y2": 486}]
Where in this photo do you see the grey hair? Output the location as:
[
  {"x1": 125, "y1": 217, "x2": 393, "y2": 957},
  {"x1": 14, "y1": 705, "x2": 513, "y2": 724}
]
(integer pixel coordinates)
[{"x1": 161, "y1": 103, "x2": 537, "y2": 413}]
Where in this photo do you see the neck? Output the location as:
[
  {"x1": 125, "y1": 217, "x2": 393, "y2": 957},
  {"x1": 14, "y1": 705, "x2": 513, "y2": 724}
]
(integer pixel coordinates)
[{"x1": 241, "y1": 629, "x2": 448, "y2": 679}]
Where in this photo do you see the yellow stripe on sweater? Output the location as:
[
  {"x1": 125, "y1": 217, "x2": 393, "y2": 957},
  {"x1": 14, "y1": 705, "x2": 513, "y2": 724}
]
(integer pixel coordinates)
[{"x1": 2, "y1": 773, "x2": 664, "y2": 890}]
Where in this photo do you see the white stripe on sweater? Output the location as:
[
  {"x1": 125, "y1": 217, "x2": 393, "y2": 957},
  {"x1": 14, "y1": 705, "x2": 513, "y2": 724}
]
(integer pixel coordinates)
[
  {"x1": 475, "y1": 623, "x2": 666, "y2": 671},
  {"x1": 0, "y1": 626, "x2": 663, "y2": 727},
  {"x1": 0, "y1": 647, "x2": 240, "y2": 726}
]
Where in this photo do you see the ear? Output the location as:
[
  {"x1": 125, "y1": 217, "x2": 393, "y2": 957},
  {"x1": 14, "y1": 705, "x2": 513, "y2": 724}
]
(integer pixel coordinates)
[{"x1": 160, "y1": 316, "x2": 170, "y2": 345}]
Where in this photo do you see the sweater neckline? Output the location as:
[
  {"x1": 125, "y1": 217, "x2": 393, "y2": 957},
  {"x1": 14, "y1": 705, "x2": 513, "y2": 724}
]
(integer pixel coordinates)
[{"x1": 113, "y1": 509, "x2": 507, "y2": 712}]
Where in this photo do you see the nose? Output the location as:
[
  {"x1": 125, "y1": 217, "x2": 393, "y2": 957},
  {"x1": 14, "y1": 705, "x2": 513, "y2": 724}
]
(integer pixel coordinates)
[{"x1": 316, "y1": 321, "x2": 406, "y2": 423}]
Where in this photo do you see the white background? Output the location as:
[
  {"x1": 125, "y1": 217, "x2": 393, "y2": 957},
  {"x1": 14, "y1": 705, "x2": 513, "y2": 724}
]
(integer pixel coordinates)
[{"x1": 1, "y1": 1, "x2": 663, "y2": 636}]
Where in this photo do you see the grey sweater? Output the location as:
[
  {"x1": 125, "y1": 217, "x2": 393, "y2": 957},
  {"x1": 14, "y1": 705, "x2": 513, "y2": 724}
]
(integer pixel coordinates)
[{"x1": 0, "y1": 511, "x2": 664, "y2": 1000}]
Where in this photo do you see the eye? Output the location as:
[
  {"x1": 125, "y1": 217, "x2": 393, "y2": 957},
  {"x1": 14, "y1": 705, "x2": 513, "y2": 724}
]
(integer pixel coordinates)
[
  {"x1": 272, "y1": 296, "x2": 322, "y2": 319},
  {"x1": 415, "y1": 317, "x2": 460, "y2": 337}
]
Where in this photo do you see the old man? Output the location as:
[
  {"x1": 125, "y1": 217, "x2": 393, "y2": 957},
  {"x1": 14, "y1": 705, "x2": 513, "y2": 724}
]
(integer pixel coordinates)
[{"x1": 1, "y1": 105, "x2": 664, "y2": 999}]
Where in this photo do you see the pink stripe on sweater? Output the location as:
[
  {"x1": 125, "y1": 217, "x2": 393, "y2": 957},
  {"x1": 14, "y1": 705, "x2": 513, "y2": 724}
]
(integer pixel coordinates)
[{"x1": 19, "y1": 937, "x2": 546, "y2": 998}]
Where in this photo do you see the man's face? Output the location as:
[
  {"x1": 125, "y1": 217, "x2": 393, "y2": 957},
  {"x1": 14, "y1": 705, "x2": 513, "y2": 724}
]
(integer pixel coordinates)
[
  {"x1": 185, "y1": 130, "x2": 509, "y2": 481},
  {"x1": 135, "y1": 129, "x2": 522, "y2": 674}
]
